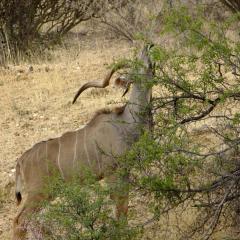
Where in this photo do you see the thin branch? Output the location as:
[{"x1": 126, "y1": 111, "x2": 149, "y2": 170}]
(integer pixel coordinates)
[
  {"x1": 180, "y1": 98, "x2": 220, "y2": 124},
  {"x1": 203, "y1": 181, "x2": 234, "y2": 240}
]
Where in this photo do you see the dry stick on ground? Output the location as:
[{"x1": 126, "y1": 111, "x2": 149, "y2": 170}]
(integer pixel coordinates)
[{"x1": 221, "y1": 0, "x2": 240, "y2": 13}]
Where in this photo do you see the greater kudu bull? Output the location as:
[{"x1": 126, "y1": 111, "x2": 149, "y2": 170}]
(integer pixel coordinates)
[{"x1": 13, "y1": 44, "x2": 154, "y2": 240}]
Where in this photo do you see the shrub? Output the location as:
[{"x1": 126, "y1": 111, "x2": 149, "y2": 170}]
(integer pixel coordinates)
[
  {"x1": 31, "y1": 173, "x2": 139, "y2": 240},
  {"x1": 0, "y1": 0, "x2": 129, "y2": 63}
]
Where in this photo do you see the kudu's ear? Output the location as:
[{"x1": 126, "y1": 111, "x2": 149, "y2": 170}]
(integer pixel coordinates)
[
  {"x1": 141, "y1": 43, "x2": 154, "y2": 63},
  {"x1": 114, "y1": 76, "x2": 129, "y2": 88},
  {"x1": 141, "y1": 43, "x2": 155, "y2": 76},
  {"x1": 114, "y1": 76, "x2": 132, "y2": 97}
]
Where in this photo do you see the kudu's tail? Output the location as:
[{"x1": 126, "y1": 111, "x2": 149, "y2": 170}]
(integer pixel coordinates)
[{"x1": 15, "y1": 162, "x2": 22, "y2": 205}]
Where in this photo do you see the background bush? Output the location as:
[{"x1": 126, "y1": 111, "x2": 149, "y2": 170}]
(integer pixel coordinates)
[{"x1": 0, "y1": 0, "x2": 130, "y2": 63}]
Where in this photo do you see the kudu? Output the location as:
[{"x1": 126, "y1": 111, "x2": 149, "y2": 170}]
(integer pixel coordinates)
[{"x1": 13, "y1": 44, "x2": 154, "y2": 240}]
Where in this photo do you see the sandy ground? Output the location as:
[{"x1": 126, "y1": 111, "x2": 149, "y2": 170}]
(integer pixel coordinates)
[{"x1": 0, "y1": 32, "x2": 132, "y2": 239}]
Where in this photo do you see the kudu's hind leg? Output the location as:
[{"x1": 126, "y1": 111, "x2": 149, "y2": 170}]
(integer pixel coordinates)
[
  {"x1": 13, "y1": 204, "x2": 27, "y2": 240},
  {"x1": 13, "y1": 193, "x2": 46, "y2": 240},
  {"x1": 106, "y1": 174, "x2": 129, "y2": 220}
]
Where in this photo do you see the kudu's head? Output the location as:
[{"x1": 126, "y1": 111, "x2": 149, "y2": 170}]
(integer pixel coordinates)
[
  {"x1": 115, "y1": 43, "x2": 155, "y2": 97},
  {"x1": 72, "y1": 64, "x2": 129, "y2": 104},
  {"x1": 72, "y1": 44, "x2": 154, "y2": 104}
]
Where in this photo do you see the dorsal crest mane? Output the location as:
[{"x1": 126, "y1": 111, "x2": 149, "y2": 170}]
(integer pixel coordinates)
[{"x1": 89, "y1": 105, "x2": 126, "y2": 124}]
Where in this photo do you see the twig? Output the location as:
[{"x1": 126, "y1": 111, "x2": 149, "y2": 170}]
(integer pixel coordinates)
[{"x1": 203, "y1": 181, "x2": 234, "y2": 240}]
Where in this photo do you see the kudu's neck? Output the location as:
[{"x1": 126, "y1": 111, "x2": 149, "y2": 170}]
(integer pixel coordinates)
[
  {"x1": 123, "y1": 61, "x2": 153, "y2": 128},
  {"x1": 125, "y1": 82, "x2": 151, "y2": 124}
]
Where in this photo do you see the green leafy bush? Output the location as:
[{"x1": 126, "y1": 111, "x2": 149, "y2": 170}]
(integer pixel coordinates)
[
  {"x1": 31, "y1": 173, "x2": 139, "y2": 240},
  {"x1": 117, "y1": 4, "x2": 240, "y2": 239}
]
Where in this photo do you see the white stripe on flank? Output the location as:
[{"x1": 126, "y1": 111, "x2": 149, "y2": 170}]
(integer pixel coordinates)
[
  {"x1": 73, "y1": 131, "x2": 78, "y2": 168},
  {"x1": 36, "y1": 146, "x2": 40, "y2": 173},
  {"x1": 95, "y1": 145, "x2": 101, "y2": 173},
  {"x1": 57, "y1": 138, "x2": 64, "y2": 178},
  {"x1": 84, "y1": 128, "x2": 91, "y2": 168},
  {"x1": 46, "y1": 142, "x2": 49, "y2": 175}
]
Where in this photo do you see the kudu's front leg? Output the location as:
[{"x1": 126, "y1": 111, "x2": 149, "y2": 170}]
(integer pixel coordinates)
[{"x1": 106, "y1": 173, "x2": 129, "y2": 220}]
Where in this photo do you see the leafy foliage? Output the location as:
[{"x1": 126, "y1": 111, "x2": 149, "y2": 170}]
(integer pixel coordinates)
[
  {"x1": 31, "y1": 173, "x2": 139, "y2": 240},
  {"x1": 117, "y1": 4, "x2": 240, "y2": 239}
]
